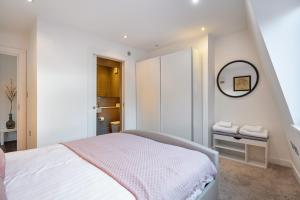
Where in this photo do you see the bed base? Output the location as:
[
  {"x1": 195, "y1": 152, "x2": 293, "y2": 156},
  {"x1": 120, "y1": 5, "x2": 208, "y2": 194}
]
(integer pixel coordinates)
[
  {"x1": 196, "y1": 180, "x2": 218, "y2": 200},
  {"x1": 123, "y1": 130, "x2": 219, "y2": 200}
]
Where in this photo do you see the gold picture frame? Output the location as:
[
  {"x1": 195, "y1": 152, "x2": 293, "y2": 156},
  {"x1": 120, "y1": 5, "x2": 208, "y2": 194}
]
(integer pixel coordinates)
[{"x1": 233, "y1": 76, "x2": 251, "y2": 91}]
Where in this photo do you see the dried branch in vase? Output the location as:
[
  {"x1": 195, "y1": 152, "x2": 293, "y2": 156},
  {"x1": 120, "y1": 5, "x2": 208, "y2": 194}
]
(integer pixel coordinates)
[{"x1": 4, "y1": 79, "x2": 17, "y2": 114}]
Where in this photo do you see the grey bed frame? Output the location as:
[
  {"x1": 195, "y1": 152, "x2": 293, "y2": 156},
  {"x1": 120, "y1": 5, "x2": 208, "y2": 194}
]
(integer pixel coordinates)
[{"x1": 123, "y1": 130, "x2": 219, "y2": 200}]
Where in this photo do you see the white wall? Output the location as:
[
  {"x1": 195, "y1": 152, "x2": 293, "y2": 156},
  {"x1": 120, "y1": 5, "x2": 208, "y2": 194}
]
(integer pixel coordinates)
[
  {"x1": 0, "y1": 30, "x2": 28, "y2": 50},
  {"x1": 146, "y1": 35, "x2": 215, "y2": 147},
  {"x1": 0, "y1": 54, "x2": 17, "y2": 141},
  {"x1": 36, "y1": 20, "x2": 145, "y2": 147},
  {"x1": 214, "y1": 30, "x2": 291, "y2": 164}
]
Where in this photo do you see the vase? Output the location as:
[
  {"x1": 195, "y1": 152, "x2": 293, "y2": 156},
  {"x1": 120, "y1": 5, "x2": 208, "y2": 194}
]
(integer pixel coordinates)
[{"x1": 6, "y1": 114, "x2": 15, "y2": 129}]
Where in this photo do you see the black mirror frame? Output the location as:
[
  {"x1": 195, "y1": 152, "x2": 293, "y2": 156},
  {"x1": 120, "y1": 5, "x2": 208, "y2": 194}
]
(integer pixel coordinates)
[{"x1": 217, "y1": 60, "x2": 259, "y2": 98}]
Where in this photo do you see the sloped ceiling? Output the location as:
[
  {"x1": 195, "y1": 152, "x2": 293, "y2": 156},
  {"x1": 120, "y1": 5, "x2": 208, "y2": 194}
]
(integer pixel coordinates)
[{"x1": 246, "y1": 0, "x2": 300, "y2": 181}]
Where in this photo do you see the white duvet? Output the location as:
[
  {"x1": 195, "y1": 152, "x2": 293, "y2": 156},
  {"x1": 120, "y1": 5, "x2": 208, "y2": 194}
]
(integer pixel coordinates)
[{"x1": 4, "y1": 144, "x2": 135, "y2": 200}]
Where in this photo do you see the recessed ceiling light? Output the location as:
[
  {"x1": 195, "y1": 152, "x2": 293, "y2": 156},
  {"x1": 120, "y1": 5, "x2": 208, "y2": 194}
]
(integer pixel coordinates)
[
  {"x1": 201, "y1": 27, "x2": 206, "y2": 31},
  {"x1": 192, "y1": 0, "x2": 200, "y2": 4},
  {"x1": 27, "y1": 0, "x2": 33, "y2": 2},
  {"x1": 123, "y1": 35, "x2": 128, "y2": 39}
]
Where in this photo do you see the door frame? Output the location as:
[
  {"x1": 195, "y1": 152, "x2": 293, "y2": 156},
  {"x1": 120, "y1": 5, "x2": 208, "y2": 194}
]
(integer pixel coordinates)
[
  {"x1": 0, "y1": 46, "x2": 27, "y2": 150},
  {"x1": 87, "y1": 52, "x2": 125, "y2": 137}
]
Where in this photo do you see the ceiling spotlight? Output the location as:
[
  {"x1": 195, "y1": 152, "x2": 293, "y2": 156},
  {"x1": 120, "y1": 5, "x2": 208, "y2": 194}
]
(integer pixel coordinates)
[
  {"x1": 192, "y1": 0, "x2": 200, "y2": 4},
  {"x1": 201, "y1": 27, "x2": 206, "y2": 31},
  {"x1": 123, "y1": 35, "x2": 128, "y2": 39},
  {"x1": 27, "y1": 0, "x2": 33, "y2": 2}
]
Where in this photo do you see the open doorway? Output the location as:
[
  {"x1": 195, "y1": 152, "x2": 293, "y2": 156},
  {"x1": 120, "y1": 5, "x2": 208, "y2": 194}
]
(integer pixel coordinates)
[
  {"x1": 96, "y1": 57, "x2": 123, "y2": 135},
  {"x1": 0, "y1": 46, "x2": 26, "y2": 151},
  {"x1": 0, "y1": 54, "x2": 17, "y2": 152}
]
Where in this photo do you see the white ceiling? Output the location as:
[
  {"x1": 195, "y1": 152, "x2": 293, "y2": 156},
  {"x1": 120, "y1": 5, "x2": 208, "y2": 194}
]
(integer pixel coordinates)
[{"x1": 0, "y1": 0, "x2": 247, "y2": 50}]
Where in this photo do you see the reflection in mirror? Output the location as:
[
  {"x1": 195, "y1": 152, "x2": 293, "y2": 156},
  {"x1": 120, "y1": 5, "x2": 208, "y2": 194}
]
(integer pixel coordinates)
[{"x1": 217, "y1": 60, "x2": 259, "y2": 98}]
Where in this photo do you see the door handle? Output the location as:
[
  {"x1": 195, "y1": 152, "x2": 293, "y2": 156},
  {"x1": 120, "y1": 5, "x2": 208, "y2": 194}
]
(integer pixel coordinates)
[
  {"x1": 93, "y1": 106, "x2": 96, "y2": 110},
  {"x1": 233, "y1": 136, "x2": 242, "y2": 140}
]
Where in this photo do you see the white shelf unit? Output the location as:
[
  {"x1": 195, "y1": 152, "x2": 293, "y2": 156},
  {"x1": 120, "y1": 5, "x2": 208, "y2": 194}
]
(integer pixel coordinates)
[{"x1": 213, "y1": 133, "x2": 269, "y2": 168}]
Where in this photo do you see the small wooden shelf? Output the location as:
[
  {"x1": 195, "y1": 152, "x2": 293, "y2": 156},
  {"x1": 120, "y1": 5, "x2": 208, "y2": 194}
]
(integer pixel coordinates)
[
  {"x1": 213, "y1": 132, "x2": 269, "y2": 168},
  {"x1": 0, "y1": 129, "x2": 17, "y2": 146},
  {"x1": 99, "y1": 106, "x2": 119, "y2": 109}
]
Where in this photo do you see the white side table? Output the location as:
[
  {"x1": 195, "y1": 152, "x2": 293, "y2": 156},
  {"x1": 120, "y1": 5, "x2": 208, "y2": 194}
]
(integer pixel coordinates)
[{"x1": 0, "y1": 128, "x2": 17, "y2": 146}]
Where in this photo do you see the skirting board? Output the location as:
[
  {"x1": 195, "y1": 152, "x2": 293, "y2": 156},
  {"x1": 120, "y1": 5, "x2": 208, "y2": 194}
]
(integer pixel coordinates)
[
  {"x1": 269, "y1": 157, "x2": 292, "y2": 168},
  {"x1": 292, "y1": 163, "x2": 300, "y2": 185},
  {"x1": 269, "y1": 158, "x2": 300, "y2": 184}
]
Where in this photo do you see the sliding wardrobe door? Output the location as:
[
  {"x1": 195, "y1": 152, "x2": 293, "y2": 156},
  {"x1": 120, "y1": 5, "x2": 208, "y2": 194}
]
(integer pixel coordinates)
[
  {"x1": 136, "y1": 57, "x2": 161, "y2": 132},
  {"x1": 192, "y1": 49, "x2": 203, "y2": 144},
  {"x1": 161, "y1": 49, "x2": 192, "y2": 140}
]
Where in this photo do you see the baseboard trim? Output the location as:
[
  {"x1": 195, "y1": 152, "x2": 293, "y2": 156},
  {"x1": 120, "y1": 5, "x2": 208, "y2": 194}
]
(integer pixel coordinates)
[
  {"x1": 269, "y1": 158, "x2": 292, "y2": 167},
  {"x1": 292, "y1": 163, "x2": 300, "y2": 184},
  {"x1": 269, "y1": 158, "x2": 300, "y2": 184}
]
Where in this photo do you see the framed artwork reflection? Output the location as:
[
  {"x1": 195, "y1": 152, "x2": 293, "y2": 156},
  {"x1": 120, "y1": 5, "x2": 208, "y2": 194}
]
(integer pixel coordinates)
[{"x1": 233, "y1": 75, "x2": 251, "y2": 91}]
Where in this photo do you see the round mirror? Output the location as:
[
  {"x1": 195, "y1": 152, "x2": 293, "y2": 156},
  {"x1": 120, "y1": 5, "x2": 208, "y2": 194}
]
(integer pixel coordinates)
[{"x1": 217, "y1": 60, "x2": 259, "y2": 98}]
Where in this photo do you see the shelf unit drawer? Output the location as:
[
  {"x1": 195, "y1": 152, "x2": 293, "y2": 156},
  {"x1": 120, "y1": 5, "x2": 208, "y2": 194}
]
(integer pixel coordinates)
[{"x1": 213, "y1": 133, "x2": 269, "y2": 168}]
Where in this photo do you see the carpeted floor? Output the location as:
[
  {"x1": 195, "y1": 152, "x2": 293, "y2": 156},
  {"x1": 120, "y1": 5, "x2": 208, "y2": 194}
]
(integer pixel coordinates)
[{"x1": 219, "y1": 158, "x2": 300, "y2": 200}]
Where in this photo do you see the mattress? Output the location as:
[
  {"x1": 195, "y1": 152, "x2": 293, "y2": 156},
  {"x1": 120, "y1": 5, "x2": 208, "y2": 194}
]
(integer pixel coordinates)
[{"x1": 4, "y1": 142, "x2": 215, "y2": 200}]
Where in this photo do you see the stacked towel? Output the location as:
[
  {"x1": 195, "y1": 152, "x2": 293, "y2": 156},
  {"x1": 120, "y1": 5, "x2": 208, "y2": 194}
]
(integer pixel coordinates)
[
  {"x1": 213, "y1": 121, "x2": 239, "y2": 134},
  {"x1": 216, "y1": 121, "x2": 232, "y2": 128},
  {"x1": 242, "y1": 125, "x2": 262, "y2": 132},
  {"x1": 239, "y1": 125, "x2": 268, "y2": 138}
]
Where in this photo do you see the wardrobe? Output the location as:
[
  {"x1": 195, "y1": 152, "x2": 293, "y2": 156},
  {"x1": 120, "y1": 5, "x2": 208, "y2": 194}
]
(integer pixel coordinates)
[{"x1": 136, "y1": 48, "x2": 203, "y2": 142}]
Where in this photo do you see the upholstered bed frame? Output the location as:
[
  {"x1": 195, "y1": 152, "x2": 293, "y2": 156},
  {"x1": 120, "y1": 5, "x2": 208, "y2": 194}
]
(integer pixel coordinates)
[{"x1": 123, "y1": 130, "x2": 219, "y2": 200}]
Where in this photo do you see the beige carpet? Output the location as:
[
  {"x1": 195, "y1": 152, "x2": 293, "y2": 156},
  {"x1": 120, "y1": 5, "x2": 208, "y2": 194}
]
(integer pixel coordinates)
[{"x1": 219, "y1": 158, "x2": 300, "y2": 200}]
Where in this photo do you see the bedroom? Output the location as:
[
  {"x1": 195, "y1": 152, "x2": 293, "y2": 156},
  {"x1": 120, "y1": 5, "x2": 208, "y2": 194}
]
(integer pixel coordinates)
[{"x1": 0, "y1": 0, "x2": 299, "y2": 199}]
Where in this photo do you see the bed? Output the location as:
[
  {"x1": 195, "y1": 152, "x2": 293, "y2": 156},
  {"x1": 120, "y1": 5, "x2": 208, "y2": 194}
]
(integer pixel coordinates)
[{"x1": 2, "y1": 130, "x2": 219, "y2": 200}]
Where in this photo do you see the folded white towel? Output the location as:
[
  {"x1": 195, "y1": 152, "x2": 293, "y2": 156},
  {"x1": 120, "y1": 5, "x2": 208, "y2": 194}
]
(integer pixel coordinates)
[
  {"x1": 216, "y1": 121, "x2": 232, "y2": 128},
  {"x1": 242, "y1": 125, "x2": 263, "y2": 132},
  {"x1": 239, "y1": 129, "x2": 268, "y2": 138},
  {"x1": 213, "y1": 124, "x2": 239, "y2": 134}
]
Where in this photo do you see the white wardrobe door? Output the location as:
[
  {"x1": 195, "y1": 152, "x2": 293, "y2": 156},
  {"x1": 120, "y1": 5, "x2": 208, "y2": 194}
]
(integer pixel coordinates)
[
  {"x1": 161, "y1": 49, "x2": 192, "y2": 140},
  {"x1": 136, "y1": 57, "x2": 161, "y2": 132},
  {"x1": 192, "y1": 49, "x2": 203, "y2": 144}
]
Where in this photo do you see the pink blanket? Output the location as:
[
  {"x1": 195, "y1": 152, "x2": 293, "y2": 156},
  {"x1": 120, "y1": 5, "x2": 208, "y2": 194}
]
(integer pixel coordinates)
[
  {"x1": 63, "y1": 133, "x2": 216, "y2": 200},
  {"x1": 0, "y1": 149, "x2": 6, "y2": 200}
]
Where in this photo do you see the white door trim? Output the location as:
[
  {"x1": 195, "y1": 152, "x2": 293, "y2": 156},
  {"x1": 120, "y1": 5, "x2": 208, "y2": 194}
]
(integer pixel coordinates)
[
  {"x1": 0, "y1": 46, "x2": 27, "y2": 150},
  {"x1": 87, "y1": 51, "x2": 125, "y2": 138}
]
